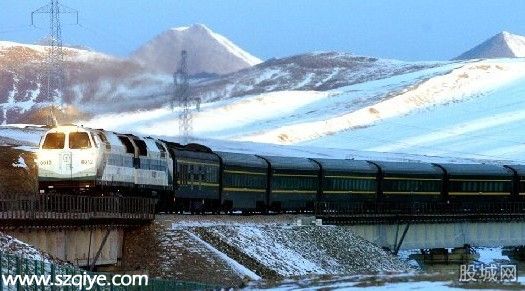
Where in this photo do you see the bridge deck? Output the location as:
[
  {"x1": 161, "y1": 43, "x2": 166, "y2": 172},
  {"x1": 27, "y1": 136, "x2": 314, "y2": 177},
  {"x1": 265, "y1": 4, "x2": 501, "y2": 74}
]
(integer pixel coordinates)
[{"x1": 0, "y1": 194, "x2": 156, "y2": 228}]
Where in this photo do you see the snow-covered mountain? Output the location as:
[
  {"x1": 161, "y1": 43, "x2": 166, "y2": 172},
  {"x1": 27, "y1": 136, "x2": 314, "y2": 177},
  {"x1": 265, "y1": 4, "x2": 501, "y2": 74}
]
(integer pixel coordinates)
[
  {"x1": 82, "y1": 57, "x2": 525, "y2": 163},
  {"x1": 454, "y1": 31, "x2": 525, "y2": 60},
  {"x1": 130, "y1": 24, "x2": 261, "y2": 75},
  {"x1": 5, "y1": 27, "x2": 525, "y2": 164},
  {"x1": 0, "y1": 24, "x2": 266, "y2": 123},
  {"x1": 190, "y1": 52, "x2": 442, "y2": 102}
]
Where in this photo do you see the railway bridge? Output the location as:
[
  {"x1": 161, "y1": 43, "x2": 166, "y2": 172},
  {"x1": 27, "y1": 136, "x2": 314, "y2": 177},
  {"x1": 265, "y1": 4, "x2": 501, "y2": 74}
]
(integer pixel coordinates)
[
  {"x1": 317, "y1": 203, "x2": 525, "y2": 260},
  {"x1": 0, "y1": 194, "x2": 156, "y2": 268}
]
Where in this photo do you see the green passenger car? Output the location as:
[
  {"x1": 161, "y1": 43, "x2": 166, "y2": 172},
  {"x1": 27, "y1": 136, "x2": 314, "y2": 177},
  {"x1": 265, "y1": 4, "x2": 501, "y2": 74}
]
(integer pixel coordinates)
[
  {"x1": 505, "y1": 165, "x2": 525, "y2": 197},
  {"x1": 260, "y1": 155, "x2": 320, "y2": 212},
  {"x1": 166, "y1": 143, "x2": 221, "y2": 212},
  {"x1": 438, "y1": 163, "x2": 514, "y2": 206},
  {"x1": 371, "y1": 161, "x2": 445, "y2": 212},
  {"x1": 215, "y1": 151, "x2": 268, "y2": 212},
  {"x1": 312, "y1": 158, "x2": 378, "y2": 211}
]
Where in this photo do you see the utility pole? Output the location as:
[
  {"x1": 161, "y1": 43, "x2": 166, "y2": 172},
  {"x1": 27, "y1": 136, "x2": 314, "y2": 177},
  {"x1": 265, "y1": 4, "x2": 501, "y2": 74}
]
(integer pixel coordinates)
[
  {"x1": 32, "y1": 0, "x2": 78, "y2": 126},
  {"x1": 172, "y1": 50, "x2": 200, "y2": 144}
]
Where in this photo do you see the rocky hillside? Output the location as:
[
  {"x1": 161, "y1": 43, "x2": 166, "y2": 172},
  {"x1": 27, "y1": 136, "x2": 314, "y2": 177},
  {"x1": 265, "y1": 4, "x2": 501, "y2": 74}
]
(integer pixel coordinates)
[
  {"x1": 0, "y1": 42, "x2": 169, "y2": 123},
  {"x1": 190, "y1": 52, "x2": 440, "y2": 103},
  {"x1": 0, "y1": 24, "x2": 264, "y2": 124}
]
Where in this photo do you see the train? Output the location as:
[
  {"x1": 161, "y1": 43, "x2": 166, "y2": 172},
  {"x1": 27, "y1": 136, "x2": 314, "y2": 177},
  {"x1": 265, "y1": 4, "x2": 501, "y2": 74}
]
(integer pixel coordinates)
[{"x1": 36, "y1": 125, "x2": 525, "y2": 214}]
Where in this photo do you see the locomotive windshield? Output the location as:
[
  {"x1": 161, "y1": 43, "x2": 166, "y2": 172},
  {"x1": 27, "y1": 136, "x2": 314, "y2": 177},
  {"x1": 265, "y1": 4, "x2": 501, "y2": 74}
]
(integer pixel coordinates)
[
  {"x1": 69, "y1": 132, "x2": 92, "y2": 149},
  {"x1": 42, "y1": 133, "x2": 65, "y2": 149}
]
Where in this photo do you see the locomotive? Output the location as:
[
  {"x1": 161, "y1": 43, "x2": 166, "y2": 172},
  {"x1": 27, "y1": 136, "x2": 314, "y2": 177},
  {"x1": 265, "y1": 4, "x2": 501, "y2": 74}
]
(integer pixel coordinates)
[
  {"x1": 37, "y1": 125, "x2": 525, "y2": 214},
  {"x1": 37, "y1": 125, "x2": 174, "y2": 211}
]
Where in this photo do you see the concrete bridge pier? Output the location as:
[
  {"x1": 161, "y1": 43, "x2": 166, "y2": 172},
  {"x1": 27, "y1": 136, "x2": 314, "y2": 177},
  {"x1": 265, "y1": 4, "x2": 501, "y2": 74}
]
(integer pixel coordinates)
[
  {"x1": 416, "y1": 246, "x2": 476, "y2": 264},
  {"x1": 7, "y1": 228, "x2": 124, "y2": 267}
]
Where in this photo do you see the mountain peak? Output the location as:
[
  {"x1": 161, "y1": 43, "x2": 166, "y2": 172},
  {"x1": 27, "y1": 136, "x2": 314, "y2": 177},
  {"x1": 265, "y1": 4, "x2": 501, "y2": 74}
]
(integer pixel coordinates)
[
  {"x1": 131, "y1": 24, "x2": 261, "y2": 75},
  {"x1": 454, "y1": 31, "x2": 525, "y2": 60},
  {"x1": 170, "y1": 23, "x2": 210, "y2": 33}
]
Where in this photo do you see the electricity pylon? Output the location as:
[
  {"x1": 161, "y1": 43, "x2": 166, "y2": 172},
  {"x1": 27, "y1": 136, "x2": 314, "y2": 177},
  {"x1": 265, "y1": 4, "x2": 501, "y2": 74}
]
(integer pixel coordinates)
[
  {"x1": 172, "y1": 50, "x2": 200, "y2": 144},
  {"x1": 31, "y1": 0, "x2": 78, "y2": 126}
]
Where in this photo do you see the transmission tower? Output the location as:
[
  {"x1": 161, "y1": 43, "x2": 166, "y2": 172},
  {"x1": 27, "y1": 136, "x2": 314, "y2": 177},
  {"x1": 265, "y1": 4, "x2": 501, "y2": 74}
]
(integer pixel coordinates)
[
  {"x1": 31, "y1": 0, "x2": 78, "y2": 126},
  {"x1": 173, "y1": 50, "x2": 200, "y2": 144}
]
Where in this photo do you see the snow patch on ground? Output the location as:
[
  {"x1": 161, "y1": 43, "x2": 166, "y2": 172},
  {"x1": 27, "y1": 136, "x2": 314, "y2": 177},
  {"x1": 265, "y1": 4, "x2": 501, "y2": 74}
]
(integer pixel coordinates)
[
  {"x1": 214, "y1": 226, "x2": 327, "y2": 276},
  {"x1": 243, "y1": 60, "x2": 525, "y2": 144},
  {"x1": 184, "y1": 230, "x2": 261, "y2": 280},
  {"x1": 0, "y1": 125, "x2": 46, "y2": 146},
  {"x1": 12, "y1": 155, "x2": 27, "y2": 168}
]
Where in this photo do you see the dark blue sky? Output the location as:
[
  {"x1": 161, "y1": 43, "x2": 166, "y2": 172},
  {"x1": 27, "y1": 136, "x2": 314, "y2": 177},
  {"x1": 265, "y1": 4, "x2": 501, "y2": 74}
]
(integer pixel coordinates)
[{"x1": 1, "y1": 0, "x2": 524, "y2": 61}]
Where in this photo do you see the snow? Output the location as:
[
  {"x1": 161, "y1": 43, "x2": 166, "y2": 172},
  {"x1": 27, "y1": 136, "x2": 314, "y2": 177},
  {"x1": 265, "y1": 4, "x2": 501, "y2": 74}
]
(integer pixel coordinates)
[
  {"x1": 131, "y1": 23, "x2": 261, "y2": 75},
  {"x1": 205, "y1": 25, "x2": 262, "y2": 66},
  {"x1": 81, "y1": 61, "x2": 457, "y2": 139},
  {"x1": 503, "y1": 31, "x2": 525, "y2": 57},
  {"x1": 12, "y1": 155, "x2": 27, "y2": 168},
  {"x1": 0, "y1": 40, "x2": 111, "y2": 61},
  {"x1": 184, "y1": 230, "x2": 261, "y2": 280},
  {"x1": 0, "y1": 125, "x2": 45, "y2": 146},
  {"x1": 476, "y1": 247, "x2": 510, "y2": 265},
  {"x1": 7, "y1": 57, "x2": 525, "y2": 164},
  {"x1": 242, "y1": 60, "x2": 525, "y2": 144},
  {"x1": 303, "y1": 60, "x2": 525, "y2": 162},
  {"x1": 0, "y1": 41, "x2": 49, "y2": 54},
  {"x1": 0, "y1": 232, "x2": 46, "y2": 262},
  {"x1": 171, "y1": 26, "x2": 190, "y2": 32},
  {"x1": 455, "y1": 31, "x2": 525, "y2": 60},
  {"x1": 215, "y1": 226, "x2": 327, "y2": 277}
]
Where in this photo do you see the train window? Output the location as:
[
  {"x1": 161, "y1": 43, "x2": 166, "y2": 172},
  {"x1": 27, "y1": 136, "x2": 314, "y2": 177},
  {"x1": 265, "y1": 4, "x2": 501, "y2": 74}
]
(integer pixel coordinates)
[
  {"x1": 42, "y1": 133, "x2": 65, "y2": 149},
  {"x1": 155, "y1": 142, "x2": 166, "y2": 158},
  {"x1": 134, "y1": 139, "x2": 148, "y2": 156},
  {"x1": 118, "y1": 136, "x2": 135, "y2": 154},
  {"x1": 97, "y1": 132, "x2": 111, "y2": 150},
  {"x1": 69, "y1": 132, "x2": 92, "y2": 149},
  {"x1": 90, "y1": 133, "x2": 100, "y2": 148}
]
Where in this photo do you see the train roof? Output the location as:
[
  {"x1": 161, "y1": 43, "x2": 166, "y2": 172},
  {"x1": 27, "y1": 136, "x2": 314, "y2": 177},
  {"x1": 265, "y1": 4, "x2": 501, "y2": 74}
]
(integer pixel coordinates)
[
  {"x1": 44, "y1": 125, "x2": 91, "y2": 133},
  {"x1": 215, "y1": 151, "x2": 268, "y2": 168},
  {"x1": 370, "y1": 161, "x2": 443, "y2": 176},
  {"x1": 259, "y1": 155, "x2": 319, "y2": 171},
  {"x1": 437, "y1": 163, "x2": 514, "y2": 176},
  {"x1": 312, "y1": 158, "x2": 377, "y2": 173},
  {"x1": 185, "y1": 143, "x2": 214, "y2": 153}
]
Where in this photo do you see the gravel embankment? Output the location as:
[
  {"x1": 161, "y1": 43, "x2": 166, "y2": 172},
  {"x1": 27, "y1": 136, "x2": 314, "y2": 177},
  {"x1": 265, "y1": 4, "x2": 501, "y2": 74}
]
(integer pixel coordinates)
[
  {"x1": 194, "y1": 224, "x2": 411, "y2": 278},
  {"x1": 121, "y1": 218, "x2": 247, "y2": 287},
  {"x1": 137, "y1": 215, "x2": 412, "y2": 286}
]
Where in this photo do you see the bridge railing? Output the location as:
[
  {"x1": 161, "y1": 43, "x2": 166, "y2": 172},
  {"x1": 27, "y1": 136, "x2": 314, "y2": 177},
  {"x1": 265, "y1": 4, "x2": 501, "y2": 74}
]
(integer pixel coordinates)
[
  {"x1": 315, "y1": 201, "x2": 525, "y2": 217},
  {"x1": 0, "y1": 194, "x2": 156, "y2": 222}
]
